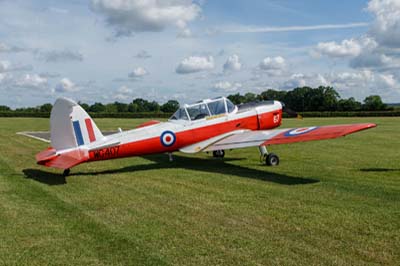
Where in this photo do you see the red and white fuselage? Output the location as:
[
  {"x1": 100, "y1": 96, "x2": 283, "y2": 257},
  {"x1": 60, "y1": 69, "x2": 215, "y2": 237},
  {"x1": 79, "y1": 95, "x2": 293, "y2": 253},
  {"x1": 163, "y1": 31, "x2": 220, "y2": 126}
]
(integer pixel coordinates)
[{"x1": 36, "y1": 97, "x2": 375, "y2": 172}]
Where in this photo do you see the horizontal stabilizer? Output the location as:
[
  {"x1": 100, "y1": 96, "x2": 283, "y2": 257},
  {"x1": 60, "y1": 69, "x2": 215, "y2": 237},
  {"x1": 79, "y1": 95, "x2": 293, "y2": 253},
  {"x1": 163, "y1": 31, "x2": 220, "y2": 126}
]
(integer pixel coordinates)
[{"x1": 37, "y1": 149, "x2": 88, "y2": 170}]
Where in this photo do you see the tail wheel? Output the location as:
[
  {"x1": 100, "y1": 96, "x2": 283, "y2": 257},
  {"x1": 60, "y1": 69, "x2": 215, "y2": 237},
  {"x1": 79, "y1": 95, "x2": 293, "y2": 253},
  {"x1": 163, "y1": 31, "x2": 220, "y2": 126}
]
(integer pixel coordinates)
[
  {"x1": 213, "y1": 150, "x2": 225, "y2": 158},
  {"x1": 265, "y1": 153, "x2": 279, "y2": 166},
  {"x1": 63, "y1": 168, "x2": 70, "y2": 177}
]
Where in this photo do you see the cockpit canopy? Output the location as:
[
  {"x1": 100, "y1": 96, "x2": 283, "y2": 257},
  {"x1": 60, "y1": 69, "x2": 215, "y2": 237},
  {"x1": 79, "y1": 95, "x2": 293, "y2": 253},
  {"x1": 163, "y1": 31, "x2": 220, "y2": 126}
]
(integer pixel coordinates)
[{"x1": 169, "y1": 97, "x2": 236, "y2": 121}]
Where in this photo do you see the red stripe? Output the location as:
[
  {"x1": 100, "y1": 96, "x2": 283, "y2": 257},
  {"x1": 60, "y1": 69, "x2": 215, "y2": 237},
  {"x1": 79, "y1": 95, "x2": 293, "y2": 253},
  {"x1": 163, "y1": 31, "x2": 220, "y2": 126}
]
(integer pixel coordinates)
[{"x1": 85, "y1": 118, "x2": 96, "y2": 142}]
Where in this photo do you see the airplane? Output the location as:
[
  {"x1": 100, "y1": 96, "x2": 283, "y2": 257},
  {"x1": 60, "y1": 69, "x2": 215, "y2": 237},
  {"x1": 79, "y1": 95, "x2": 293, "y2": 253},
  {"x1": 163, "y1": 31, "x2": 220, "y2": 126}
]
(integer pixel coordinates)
[{"x1": 36, "y1": 97, "x2": 376, "y2": 176}]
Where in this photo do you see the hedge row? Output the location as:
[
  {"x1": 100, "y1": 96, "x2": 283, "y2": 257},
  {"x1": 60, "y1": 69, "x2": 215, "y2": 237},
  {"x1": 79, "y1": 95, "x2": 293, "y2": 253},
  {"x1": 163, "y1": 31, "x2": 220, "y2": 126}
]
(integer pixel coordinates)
[
  {"x1": 296, "y1": 111, "x2": 400, "y2": 117},
  {"x1": 1, "y1": 110, "x2": 400, "y2": 118},
  {"x1": 0, "y1": 112, "x2": 172, "y2": 118}
]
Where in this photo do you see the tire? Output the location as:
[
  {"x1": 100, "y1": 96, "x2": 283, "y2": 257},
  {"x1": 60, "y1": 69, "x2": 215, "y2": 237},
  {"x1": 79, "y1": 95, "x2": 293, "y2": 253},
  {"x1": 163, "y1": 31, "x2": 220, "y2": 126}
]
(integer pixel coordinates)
[
  {"x1": 213, "y1": 150, "x2": 225, "y2": 158},
  {"x1": 63, "y1": 169, "x2": 70, "y2": 177},
  {"x1": 265, "y1": 153, "x2": 279, "y2": 166}
]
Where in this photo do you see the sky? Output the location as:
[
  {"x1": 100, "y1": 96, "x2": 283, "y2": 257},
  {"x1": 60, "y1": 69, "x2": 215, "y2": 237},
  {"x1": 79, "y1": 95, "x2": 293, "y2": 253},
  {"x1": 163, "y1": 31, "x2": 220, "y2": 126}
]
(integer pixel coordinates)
[{"x1": 1, "y1": 0, "x2": 400, "y2": 108}]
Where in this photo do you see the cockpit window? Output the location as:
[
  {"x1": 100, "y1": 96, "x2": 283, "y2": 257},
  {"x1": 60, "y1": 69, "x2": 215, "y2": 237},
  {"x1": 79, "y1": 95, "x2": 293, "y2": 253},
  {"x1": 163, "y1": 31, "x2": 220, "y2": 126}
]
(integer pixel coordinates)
[
  {"x1": 170, "y1": 107, "x2": 189, "y2": 120},
  {"x1": 226, "y1": 99, "x2": 236, "y2": 113},
  {"x1": 186, "y1": 104, "x2": 210, "y2": 120},
  {"x1": 207, "y1": 99, "x2": 226, "y2": 115}
]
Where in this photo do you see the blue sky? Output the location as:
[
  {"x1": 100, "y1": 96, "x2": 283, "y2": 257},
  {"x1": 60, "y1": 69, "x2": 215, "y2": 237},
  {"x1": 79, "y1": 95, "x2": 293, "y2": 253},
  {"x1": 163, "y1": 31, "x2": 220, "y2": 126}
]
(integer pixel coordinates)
[{"x1": 1, "y1": 0, "x2": 400, "y2": 107}]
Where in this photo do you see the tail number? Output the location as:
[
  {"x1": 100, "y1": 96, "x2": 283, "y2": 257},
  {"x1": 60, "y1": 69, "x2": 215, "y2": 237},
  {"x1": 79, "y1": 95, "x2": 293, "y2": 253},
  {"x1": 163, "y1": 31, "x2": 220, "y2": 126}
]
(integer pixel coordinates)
[{"x1": 91, "y1": 146, "x2": 120, "y2": 160}]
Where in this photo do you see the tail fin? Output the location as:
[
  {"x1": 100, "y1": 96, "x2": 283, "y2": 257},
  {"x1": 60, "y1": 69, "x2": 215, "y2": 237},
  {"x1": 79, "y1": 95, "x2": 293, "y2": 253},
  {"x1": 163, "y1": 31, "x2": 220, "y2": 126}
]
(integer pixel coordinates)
[{"x1": 50, "y1": 97, "x2": 104, "y2": 151}]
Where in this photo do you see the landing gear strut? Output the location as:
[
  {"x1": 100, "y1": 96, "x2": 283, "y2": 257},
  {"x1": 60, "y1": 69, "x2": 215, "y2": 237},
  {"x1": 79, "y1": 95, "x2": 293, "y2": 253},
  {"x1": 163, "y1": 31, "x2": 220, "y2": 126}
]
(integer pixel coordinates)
[
  {"x1": 63, "y1": 168, "x2": 70, "y2": 177},
  {"x1": 168, "y1": 152, "x2": 174, "y2": 162},
  {"x1": 259, "y1": 146, "x2": 279, "y2": 166},
  {"x1": 213, "y1": 150, "x2": 225, "y2": 158}
]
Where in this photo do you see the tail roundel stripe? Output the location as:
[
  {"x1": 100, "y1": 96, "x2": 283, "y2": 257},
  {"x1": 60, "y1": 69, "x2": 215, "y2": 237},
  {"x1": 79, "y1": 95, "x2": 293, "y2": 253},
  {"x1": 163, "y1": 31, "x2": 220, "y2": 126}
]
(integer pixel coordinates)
[
  {"x1": 72, "y1": 120, "x2": 84, "y2": 146},
  {"x1": 85, "y1": 118, "x2": 96, "y2": 142}
]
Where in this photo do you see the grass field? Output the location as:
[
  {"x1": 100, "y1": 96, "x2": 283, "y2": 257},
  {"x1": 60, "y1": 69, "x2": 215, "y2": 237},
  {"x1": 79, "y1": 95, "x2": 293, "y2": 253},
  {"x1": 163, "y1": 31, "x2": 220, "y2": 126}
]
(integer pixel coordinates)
[{"x1": 0, "y1": 117, "x2": 399, "y2": 265}]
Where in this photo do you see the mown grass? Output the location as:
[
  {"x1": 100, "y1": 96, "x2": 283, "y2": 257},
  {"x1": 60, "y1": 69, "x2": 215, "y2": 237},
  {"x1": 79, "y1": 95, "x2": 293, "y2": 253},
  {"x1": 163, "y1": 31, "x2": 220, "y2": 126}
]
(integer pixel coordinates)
[{"x1": 0, "y1": 117, "x2": 399, "y2": 265}]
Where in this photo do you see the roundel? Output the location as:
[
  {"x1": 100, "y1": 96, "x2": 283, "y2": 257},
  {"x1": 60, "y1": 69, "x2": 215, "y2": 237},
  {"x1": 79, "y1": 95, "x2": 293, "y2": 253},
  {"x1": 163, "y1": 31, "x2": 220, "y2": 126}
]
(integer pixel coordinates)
[
  {"x1": 284, "y1": 126, "x2": 318, "y2": 137},
  {"x1": 160, "y1": 131, "x2": 176, "y2": 147}
]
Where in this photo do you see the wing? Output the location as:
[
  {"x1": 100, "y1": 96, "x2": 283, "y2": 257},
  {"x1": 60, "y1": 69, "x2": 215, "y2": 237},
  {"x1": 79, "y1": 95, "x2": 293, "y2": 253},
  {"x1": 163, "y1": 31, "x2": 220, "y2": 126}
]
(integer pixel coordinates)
[{"x1": 199, "y1": 123, "x2": 376, "y2": 152}]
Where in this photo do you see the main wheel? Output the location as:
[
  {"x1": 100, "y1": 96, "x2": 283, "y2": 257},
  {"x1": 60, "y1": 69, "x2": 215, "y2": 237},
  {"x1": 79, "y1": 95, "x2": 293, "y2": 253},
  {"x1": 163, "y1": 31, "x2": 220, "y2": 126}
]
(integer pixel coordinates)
[
  {"x1": 213, "y1": 150, "x2": 225, "y2": 158},
  {"x1": 265, "y1": 153, "x2": 279, "y2": 166},
  {"x1": 63, "y1": 168, "x2": 70, "y2": 177}
]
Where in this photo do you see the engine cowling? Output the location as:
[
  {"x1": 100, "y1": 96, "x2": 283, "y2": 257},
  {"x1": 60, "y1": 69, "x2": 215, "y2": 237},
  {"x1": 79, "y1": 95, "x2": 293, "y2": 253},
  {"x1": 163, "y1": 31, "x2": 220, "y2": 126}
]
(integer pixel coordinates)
[{"x1": 256, "y1": 101, "x2": 282, "y2": 130}]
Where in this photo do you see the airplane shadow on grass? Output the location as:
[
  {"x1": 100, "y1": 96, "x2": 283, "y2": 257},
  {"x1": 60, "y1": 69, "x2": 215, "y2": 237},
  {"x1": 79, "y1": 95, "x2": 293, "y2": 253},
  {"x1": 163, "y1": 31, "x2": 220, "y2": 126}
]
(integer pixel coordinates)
[
  {"x1": 359, "y1": 168, "x2": 400, "y2": 172},
  {"x1": 23, "y1": 154, "x2": 319, "y2": 186}
]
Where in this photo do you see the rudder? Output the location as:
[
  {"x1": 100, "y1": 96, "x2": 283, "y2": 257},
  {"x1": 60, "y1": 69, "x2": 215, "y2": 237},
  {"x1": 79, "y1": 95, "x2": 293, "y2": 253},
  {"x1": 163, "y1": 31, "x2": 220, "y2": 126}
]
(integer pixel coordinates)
[{"x1": 50, "y1": 97, "x2": 104, "y2": 151}]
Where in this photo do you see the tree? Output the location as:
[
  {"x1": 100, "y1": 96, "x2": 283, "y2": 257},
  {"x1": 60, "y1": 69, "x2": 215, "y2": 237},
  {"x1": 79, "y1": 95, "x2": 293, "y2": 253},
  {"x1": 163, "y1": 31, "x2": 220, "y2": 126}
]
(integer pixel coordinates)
[
  {"x1": 78, "y1": 102, "x2": 90, "y2": 112},
  {"x1": 337, "y1": 97, "x2": 361, "y2": 111},
  {"x1": 0, "y1": 105, "x2": 11, "y2": 112},
  {"x1": 128, "y1": 103, "x2": 139, "y2": 112},
  {"x1": 227, "y1": 93, "x2": 246, "y2": 105},
  {"x1": 161, "y1": 100, "x2": 179, "y2": 113},
  {"x1": 89, "y1": 102, "x2": 106, "y2": 112},
  {"x1": 244, "y1": 92, "x2": 257, "y2": 103},
  {"x1": 147, "y1": 101, "x2": 160, "y2": 112},
  {"x1": 283, "y1": 87, "x2": 312, "y2": 111},
  {"x1": 131, "y1": 98, "x2": 148, "y2": 112},
  {"x1": 259, "y1": 89, "x2": 286, "y2": 101},
  {"x1": 105, "y1": 103, "x2": 118, "y2": 113},
  {"x1": 363, "y1": 95, "x2": 386, "y2": 111},
  {"x1": 39, "y1": 103, "x2": 52, "y2": 112},
  {"x1": 114, "y1": 102, "x2": 128, "y2": 112}
]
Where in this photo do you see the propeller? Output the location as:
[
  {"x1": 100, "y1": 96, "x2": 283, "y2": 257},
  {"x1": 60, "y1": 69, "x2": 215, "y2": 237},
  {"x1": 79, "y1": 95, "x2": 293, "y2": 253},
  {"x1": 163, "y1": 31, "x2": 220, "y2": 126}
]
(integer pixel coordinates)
[{"x1": 281, "y1": 102, "x2": 303, "y2": 119}]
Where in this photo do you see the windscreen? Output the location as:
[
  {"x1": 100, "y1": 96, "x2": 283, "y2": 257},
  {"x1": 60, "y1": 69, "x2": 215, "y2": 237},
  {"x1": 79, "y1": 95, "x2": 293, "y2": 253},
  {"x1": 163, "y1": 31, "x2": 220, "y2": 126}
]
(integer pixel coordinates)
[
  {"x1": 207, "y1": 99, "x2": 226, "y2": 115},
  {"x1": 170, "y1": 108, "x2": 189, "y2": 120},
  {"x1": 186, "y1": 104, "x2": 210, "y2": 120}
]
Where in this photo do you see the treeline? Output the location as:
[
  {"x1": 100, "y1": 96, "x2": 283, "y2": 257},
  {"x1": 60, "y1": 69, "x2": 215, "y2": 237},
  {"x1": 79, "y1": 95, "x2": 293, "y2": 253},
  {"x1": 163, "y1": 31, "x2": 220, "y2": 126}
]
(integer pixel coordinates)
[
  {"x1": 0, "y1": 99, "x2": 180, "y2": 114},
  {"x1": 0, "y1": 86, "x2": 396, "y2": 117},
  {"x1": 227, "y1": 86, "x2": 390, "y2": 112}
]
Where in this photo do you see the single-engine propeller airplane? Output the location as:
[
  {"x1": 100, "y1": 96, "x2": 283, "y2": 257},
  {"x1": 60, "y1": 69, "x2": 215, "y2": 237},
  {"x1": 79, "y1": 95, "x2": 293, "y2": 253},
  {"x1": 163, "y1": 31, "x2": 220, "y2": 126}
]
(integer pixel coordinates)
[{"x1": 36, "y1": 97, "x2": 376, "y2": 176}]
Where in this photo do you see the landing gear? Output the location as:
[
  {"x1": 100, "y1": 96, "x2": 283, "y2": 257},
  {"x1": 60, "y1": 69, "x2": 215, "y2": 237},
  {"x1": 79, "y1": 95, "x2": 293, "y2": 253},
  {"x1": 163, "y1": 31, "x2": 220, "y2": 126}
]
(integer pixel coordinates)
[
  {"x1": 265, "y1": 153, "x2": 279, "y2": 166},
  {"x1": 168, "y1": 152, "x2": 174, "y2": 162},
  {"x1": 63, "y1": 168, "x2": 70, "y2": 177},
  {"x1": 213, "y1": 150, "x2": 225, "y2": 158},
  {"x1": 259, "y1": 146, "x2": 279, "y2": 166}
]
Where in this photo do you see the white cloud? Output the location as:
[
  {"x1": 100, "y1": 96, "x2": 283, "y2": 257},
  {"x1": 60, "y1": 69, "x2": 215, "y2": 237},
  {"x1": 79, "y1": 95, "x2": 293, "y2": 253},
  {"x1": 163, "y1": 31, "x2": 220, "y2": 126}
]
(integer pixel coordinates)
[
  {"x1": 128, "y1": 67, "x2": 148, "y2": 78},
  {"x1": 15, "y1": 74, "x2": 48, "y2": 90},
  {"x1": 0, "y1": 61, "x2": 11, "y2": 72},
  {"x1": 177, "y1": 28, "x2": 192, "y2": 38},
  {"x1": 0, "y1": 42, "x2": 25, "y2": 53},
  {"x1": 329, "y1": 70, "x2": 399, "y2": 96},
  {"x1": 212, "y1": 81, "x2": 242, "y2": 92},
  {"x1": 176, "y1": 56, "x2": 214, "y2": 74},
  {"x1": 113, "y1": 93, "x2": 129, "y2": 101},
  {"x1": 259, "y1": 56, "x2": 285, "y2": 70},
  {"x1": 221, "y1": 22, "x2": 369, "y2": 33},
  {"x1": 0, "y1": 60, "x2": 32, "y2": 73},
  {"x1": 117, "y1": 85, "x2": 132, "y2": 94},
  {"x1": 91, "y1": 0, "x2": 201, "y2": 36},
  {"x1": 55, "y1": 78, "x2": 79, "y2": 92},
  {"x1": 315, "y1": 39, "x2": 364, "y2": 58},
  {"x1": 223, "y1": 54, "x2": 242, "y2": 72},
  {"x1": 368, "y1": 0, "x2": 400, "y2": 47},
  {"x1": 282, "y1": 73, "x2": 328, "y2": 89}
]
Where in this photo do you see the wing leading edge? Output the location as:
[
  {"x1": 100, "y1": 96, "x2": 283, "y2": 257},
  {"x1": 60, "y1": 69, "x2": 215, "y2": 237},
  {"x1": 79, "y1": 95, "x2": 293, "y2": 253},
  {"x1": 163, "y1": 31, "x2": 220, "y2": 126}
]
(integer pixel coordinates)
[{"x1": 200, "y1": 123, "x2": 376, "y2": 152}]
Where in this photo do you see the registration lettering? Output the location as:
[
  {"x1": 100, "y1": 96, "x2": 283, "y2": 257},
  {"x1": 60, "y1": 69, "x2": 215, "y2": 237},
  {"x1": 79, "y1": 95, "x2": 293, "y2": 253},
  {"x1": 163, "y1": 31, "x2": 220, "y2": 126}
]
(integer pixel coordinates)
[{"x1": 91, "y1": 146, "x2": 120, "y2": 160}]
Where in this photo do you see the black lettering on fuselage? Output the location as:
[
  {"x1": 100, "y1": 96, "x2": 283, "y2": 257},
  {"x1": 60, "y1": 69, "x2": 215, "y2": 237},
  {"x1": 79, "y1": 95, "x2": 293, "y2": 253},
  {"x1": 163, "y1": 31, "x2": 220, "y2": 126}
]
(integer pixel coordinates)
[{"x1": 91, "y1": 146, "x2": 120, "y2": 160}]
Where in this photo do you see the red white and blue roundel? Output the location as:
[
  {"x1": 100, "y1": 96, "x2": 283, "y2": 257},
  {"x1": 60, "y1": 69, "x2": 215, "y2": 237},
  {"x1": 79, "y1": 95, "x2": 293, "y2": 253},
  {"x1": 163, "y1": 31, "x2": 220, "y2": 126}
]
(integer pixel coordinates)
[
  {"x1": 160, "y1": 131, "x2": 176, "y2": 147},
  {"x1": 284, "y1": 126, "x2": 318, "y2": 137}
]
